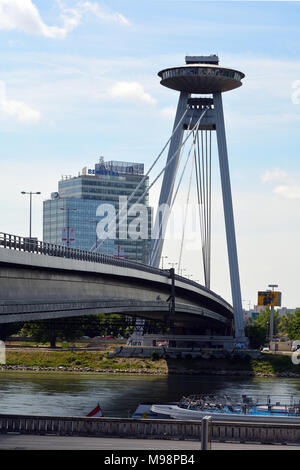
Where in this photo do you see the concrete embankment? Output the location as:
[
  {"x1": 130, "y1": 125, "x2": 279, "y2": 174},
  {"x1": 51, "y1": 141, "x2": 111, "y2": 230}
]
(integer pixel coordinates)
[{"x1": 1, "y1": 364, "x2": 300, "y2": 378}]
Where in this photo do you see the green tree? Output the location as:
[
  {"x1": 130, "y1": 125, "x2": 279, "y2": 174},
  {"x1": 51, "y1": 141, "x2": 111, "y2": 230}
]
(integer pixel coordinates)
[
  {"x1": 20, "y1": 313, "x2": 134, "y2": 347},
  {"x1": 245, "y1": 308, "x2": 279, "y2": 348},
  {"x1": 80, "y1": 315, "x2": 103, "y2": 337},
  {"x1": 21, "y1": 318, "x2": 84, "y2": 348},
  {"x1": 286, "y1": 309, "x2": 300, "y2": 340},
  {"x1": 245, "y1": 323, "x2": 267, "y2": 349},
  {"x1": 0, "y1": 322, "x2": 24, "y2": 341},
  {"x1": 255, "y1": 308, "x2": 280, "y2": 335},
  {"x1": 278, "y1": 313, "x2": 295, "y2": 337}
]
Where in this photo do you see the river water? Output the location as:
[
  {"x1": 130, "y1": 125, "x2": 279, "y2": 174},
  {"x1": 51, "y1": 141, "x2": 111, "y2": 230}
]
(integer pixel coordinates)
[{"x1": 1, "y1": 371, "x2": 300, "y2": 418}]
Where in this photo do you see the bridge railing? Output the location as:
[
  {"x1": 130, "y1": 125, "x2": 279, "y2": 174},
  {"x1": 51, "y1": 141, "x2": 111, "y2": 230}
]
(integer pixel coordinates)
[
  {"x1": 0, "y1": 232, "x2": 232, "y2": 310},
  {"x1": 0, "y1": 232, "x2": 168, "y2": 275}
]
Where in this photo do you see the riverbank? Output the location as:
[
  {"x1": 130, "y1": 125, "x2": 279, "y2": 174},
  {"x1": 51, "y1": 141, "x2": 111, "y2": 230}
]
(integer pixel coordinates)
[{"x1": 1, "y1": 349, "x2": 300, "y2": 377}]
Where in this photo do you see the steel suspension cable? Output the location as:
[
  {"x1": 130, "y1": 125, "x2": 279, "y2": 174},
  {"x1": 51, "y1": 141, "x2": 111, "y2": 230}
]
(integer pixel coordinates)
[
  {"x1": 178, "y1": 149, "x2": 195, "y2": 272},
  {"x1": 98, "y1": 108, "x2": 206, "y2": 263},
  {"x1": 194, "y1": 129, "x2": 212, "y2": 289},
  {"x1": 155, "y1": 123, "x2": 198, "y2": 270},
  {"x1": 170, "y1": 113, "x2": 195, "y2": 209},
  {"x1": 207, "y1": 130, "x2": 212, "y2": 288},
  {"x1": 90, "y1": 107, "x2": 190, "y2": 252},
  {"x1": 149, "y1": 108, "x2": 208, "y2": 266}
]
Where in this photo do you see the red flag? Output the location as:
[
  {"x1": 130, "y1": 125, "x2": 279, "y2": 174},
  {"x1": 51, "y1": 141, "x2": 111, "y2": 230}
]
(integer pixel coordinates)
[
  {"x1": 69, "y1": 227, "x2": 75, "y2": 242},
  {"x1": 86, "y1": 403, "x2": 103, "y2": 417}
]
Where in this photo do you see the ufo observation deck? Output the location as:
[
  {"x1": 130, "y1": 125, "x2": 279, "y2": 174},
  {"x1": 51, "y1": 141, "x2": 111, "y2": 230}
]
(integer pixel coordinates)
[{"x1": 158, "y1": 59, "x2": 245, "y2": 94}]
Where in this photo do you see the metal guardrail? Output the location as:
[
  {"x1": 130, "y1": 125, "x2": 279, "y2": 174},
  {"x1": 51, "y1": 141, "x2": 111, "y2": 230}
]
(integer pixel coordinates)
[
  {"x1": 0, "y1": 413, "x2": 300, "y2": 446},
  {"x1": 0, "y1": 232, "x2": 233, "y2": 311},
  {"x1": 0, "y1": 414, "x2": 204, "y2": 441},
  {"x1": 0, "y1": 232, "x2": 165, "y2": 276}
]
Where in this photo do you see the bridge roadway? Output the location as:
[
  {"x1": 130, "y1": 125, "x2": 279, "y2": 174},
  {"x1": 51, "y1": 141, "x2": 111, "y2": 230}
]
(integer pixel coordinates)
[
  {"x1": 0, "y1": 434, "x2": 298, "y2": 450},
  {"x1": 0, "y1": 233, "x2": 233, "y2": 333}
]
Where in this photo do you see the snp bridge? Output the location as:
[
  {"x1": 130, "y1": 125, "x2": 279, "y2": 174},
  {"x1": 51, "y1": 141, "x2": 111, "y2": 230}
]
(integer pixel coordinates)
[
  {"x1": 0, "y1": 233, "x2": 234, "y2": 346},
  {"x1": 0, "y1": 55, "x2": 247, "y2": 348}
]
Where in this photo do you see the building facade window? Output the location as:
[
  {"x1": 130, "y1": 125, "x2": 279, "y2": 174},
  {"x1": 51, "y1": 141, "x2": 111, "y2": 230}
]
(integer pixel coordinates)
[{"x1": 43, "y1": 159, "x2": 152, "y2": 263}]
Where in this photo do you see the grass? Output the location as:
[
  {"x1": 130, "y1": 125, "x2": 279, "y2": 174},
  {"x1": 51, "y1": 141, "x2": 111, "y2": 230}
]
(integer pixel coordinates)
[
  {"x1": 5, "y1": 350, "x2": 168, "y2": 372},
  {"x1": 3, "y1": 350, "x2": 300, "y2": 376},
  {"x1": 5, "y1": 340, "x2": 95, "y2": 349}
]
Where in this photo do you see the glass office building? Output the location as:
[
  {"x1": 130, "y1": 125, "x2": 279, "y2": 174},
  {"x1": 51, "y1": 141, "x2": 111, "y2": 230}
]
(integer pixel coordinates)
[{"x1": 43, "y1": 158, "x2": 152, "y2": 263}]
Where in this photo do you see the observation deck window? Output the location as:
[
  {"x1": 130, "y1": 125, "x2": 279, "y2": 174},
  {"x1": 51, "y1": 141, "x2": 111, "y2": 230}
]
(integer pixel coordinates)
[{"x1": 161, "y1": 66, "x2": 241, "y2": 83}]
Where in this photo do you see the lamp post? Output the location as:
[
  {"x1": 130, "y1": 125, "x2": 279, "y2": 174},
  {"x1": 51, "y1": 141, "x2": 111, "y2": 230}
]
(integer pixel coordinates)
[
  {"x1": 60, "y1": 207, "x2": 77, "y2": 246},
  {"x1": 168, "y1": 262, "x2": 178, "y2": 272},
  {"x1": 268, "y1": 284, "x2": 278, "y2": 347},
  {"x1": 21, "y1": 191, "x2": 41, "y2": 239}
]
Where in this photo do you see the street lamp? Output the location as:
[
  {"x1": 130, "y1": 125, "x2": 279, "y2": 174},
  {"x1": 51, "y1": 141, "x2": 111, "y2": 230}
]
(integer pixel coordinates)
[
  {"x1": 268, "y1": 284, "x2": 278, "y2": 291},
  {"x1": 161, "y1": 255, "x2": 168, "y2": 269},
  {"x1": 21, "y1": 191, "x2": 41, "y2": 239},
  {"x1": 60, "y1": 207, "x2": 77, "y2": 246},
  {"x1": 168, "y1": 262, "x2": 178, "y2": 272},
  {"x1": 268, "y1": 284, "x2": 278, "y2": 346}
]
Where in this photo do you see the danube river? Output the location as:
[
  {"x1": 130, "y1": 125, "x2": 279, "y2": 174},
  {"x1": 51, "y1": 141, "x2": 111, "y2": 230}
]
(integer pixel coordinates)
[{"x1": 1, "y1": 371, "x2": 300, "y2": 418}]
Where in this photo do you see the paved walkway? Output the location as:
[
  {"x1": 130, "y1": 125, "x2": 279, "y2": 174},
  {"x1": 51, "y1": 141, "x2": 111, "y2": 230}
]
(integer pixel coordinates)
[{"x1": 0, "y1": 434, "x2": 299, "y2": 450}]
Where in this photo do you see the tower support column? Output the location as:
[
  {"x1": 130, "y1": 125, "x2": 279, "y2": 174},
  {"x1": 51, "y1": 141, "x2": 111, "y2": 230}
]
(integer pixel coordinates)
[{"x1": 213, "y1": 92, "x2": 245, "y2": 339}]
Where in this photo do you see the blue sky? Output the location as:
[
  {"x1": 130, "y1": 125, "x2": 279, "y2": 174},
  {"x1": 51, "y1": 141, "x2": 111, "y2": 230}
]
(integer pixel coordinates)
[{"x1": 0, "y1": 0, "x2": 300, "y2": 309}]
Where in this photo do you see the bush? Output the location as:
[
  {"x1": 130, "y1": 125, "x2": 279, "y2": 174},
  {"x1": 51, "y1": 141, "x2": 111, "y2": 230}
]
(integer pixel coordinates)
[{"x1": 151, "y1": 351, "x2": 160, "y2": 361}]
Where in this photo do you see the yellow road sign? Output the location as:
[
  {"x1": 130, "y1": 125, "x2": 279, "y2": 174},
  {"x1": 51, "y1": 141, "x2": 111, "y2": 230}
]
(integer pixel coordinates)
[{"x1": 257, "y1": 291, "x2": 281, "y2": 307}]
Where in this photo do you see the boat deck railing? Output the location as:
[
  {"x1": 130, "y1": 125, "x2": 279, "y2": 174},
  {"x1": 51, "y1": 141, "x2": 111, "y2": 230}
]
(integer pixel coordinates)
[{"x1": 179, "y1": 394, "x2": 300, "y2": 416}]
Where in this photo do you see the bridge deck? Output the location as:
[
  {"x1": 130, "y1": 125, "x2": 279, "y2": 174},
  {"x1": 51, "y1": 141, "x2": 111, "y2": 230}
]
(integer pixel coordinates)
[{"x1": 0, "y1": 232, "x2": 233, "y2": 333}]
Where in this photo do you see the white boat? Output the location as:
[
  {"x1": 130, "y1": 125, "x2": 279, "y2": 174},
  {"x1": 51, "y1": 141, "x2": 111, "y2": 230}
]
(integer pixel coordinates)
[
  {"x1": 132, "y1": 402, "x2": 177, "y2": 419},
  {"x1": 133, "y1": 394, "x2": 300, "y2": 423}
]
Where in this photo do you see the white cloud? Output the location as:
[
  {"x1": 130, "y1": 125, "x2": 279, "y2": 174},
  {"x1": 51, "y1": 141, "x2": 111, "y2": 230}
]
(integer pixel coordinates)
[
  {"x1": 261, "y1": 168, "x2": 290, "y2": 184},
  {"x1": 0, "y1": 0, "x2": 129, "y2": 40},
  {"x1": 261, "y1": 168, "x2": 300, "y2": 199},
  {"x1": 223, "y1": 53, "x2": 300, "y2": 100},
  {"x1": 0, "y1": 80, "x2": 40, "y2": 123},
  {"x1": 109, "y1": 81, "x2": 156, "y2": 104},
  {"x1": 78, "y1": 1, "x2": 130, "y2": 26},
  {"x1": 273, "y1": 184, "x2": 300, "y2": 200},
  {"x1": 0, "y1": 0, "x2": 80, "y2": 39}
]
